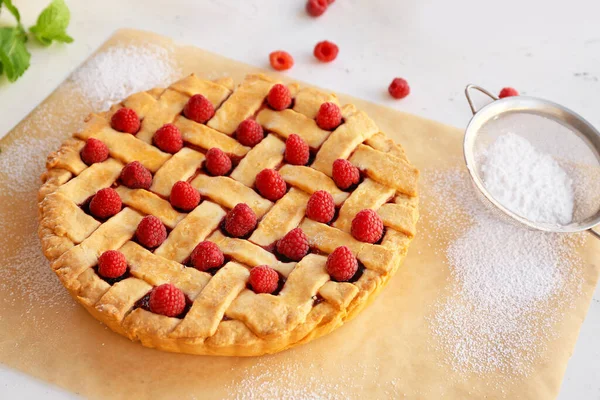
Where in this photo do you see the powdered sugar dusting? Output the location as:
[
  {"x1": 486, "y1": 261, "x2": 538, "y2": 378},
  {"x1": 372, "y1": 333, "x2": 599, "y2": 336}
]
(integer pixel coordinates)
[
  {"x1": 424, "y1": 168, "x2": 584, "y2": 377},
  {"x1": 70, "y1": 44, "x2": 180, "y2": 111},
  {"x1": 225, "y1": 355, "x2": 404, "y2": 399},
  {"x1": 480, "y1": 133, "x2": 575, "y2": 225}
]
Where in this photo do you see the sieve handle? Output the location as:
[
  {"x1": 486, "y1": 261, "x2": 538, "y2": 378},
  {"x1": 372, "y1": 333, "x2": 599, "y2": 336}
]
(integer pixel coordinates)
[
  {"x1": 589, "y1": 228, "x2": 600, "y2": 240},
  {"x1": 465, "y1": 84, "x2": 499, "y2": 115}
]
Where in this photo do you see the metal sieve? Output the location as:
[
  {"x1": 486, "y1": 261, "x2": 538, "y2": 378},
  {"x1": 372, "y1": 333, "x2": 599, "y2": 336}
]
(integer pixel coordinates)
[{"x1": 463, "y1": 84, "x2": 600, "y2": 240}]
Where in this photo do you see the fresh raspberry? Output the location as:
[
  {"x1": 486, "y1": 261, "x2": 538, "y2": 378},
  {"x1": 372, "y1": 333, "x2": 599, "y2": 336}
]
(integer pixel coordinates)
[
  {"x1": 149, "y1": 283, "x2": 186, "y2": 317},
  {"x1": 255, "y1": 168, "x2": 286, "y2": 201},
  {"x1": 111, "y1": 108, "x2": 140, "y2": 134},
  {"x1": 236, "y1": 119, "x2": 264, "y2": 147},
  {"x1": 190, "y1": 241, "x2": 224, "y2": 271},
  {"x1": 326, "y1": 246, "x2": 358, "y2": 282},
  {"x1": 314, "y1": 41, "x2": 339, "y2": 62},
  {"x1": 316, "y1": 102, "x2": 342, "y2": 130},
  {"x1": 327, "y1": 0, "x2": 335, "y2": 3},
  {"x1": 276, "y1": 228, "x2": 309, "y2": 261},
  {"x1": 153, "y1": 123, "x2": 183, "y2": 154},
  {"x1": 205, "y1": 147, "x2": 232, "y2": 176},
  {"x1": 269, "y1": 51, "x2": 294, "y2": 71},
  {"x1": 225, "y1": 203, "x2": 257, "y2": 237},
  {"x1": 306, "y1": 0, "x2": 328, "y2": 17},
  {"x1": 183, "y1": 94, "x2": 214, "y2": 124},
  {"x1": 267, "y1": 84, "x2": 292, "y2": 111},
  {"x1": 332, "y1": 158, "x2": 360, "y2": 190},
  {"x1": 248, "y1": 265, "x2": 279, "y2": 294},
  {"x1": 80, "y1": 138, "x2": 109, "y2": 165},
  {"x1": 120, "y1": 161, "x2": 153, "y2": 189},
  {"x1": 170, "y1": 181, "x2": 200, "y2": 211},
  {"x1": 499, "y1": 87, "x2": 519, "y2": 98},
  {"x1": 89, "y1": 188, "x2": 121, "y2": 219},
  {"x1": 135, "y1": 215, "x2": 167, "y2": 249},
  {"x1": 285, "y1": 134, "x2": 309, "y2": 165},
  {"x1": 388, "y1": 78, "x2": 410, "y2": 99},
  {"x1": 97, "y1": 250, "x2": 127, "y2": 279},
  {"x1": 306, "y1": 190, "x2": 335, "y2": 223},
  {"x1": 351, "y1": 209, "x2": 384, "y2": 243}
]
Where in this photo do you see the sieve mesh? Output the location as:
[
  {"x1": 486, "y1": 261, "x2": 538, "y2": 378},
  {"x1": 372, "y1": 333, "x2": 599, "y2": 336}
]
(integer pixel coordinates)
[{"x1": 463, "y1": 85, "x2": 600, "y2": 237}]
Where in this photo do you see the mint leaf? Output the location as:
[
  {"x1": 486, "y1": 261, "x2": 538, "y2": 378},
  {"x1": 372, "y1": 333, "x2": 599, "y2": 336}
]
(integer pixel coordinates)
[
  {"x1": 29, "y1": 0, "x2": 73, "y2": 46},
  {"x1": 2, "y1": 0, "x2": 22, "y2": 25},
  {"x1": 0, "y1": 27, "x2": 30, "y2": 82}
]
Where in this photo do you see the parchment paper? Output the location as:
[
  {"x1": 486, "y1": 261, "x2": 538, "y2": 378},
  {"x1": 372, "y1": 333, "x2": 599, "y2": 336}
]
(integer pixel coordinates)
[{"x1": 0, "y1": 29, "x2": 598, "y2": 399}]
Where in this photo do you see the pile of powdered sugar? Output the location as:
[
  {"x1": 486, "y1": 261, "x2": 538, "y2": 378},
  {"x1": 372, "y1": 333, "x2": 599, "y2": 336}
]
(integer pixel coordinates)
[
  {"x1": 70, "y1": 44, "x2": 180, "y2": 111},
  {"x1": 424, "y1": 168, "x2": 584, "y2": 377},
  {"x1": 480, "y1": 133, "x2": 574, "y2": 225}
]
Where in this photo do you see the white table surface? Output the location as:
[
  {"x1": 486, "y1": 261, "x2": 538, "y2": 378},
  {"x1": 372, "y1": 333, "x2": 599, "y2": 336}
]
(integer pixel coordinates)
[{"x1": 1, "y1": 0, "x2": 598, "y2": 398}]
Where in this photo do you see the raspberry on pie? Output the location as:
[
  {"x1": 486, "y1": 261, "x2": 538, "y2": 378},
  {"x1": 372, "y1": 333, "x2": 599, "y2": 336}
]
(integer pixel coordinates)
[
  {"x1": 248, "y1": 265, "x2": 280, "y2": 294},
  {"x1": 236, "y1": 119, "x2": 264, "y2": 147},
  {"x1": 285, "y1": 134, "x2": 310, "y2": 165},
  {"x1": 153, "y1": 123, "x2": 183, "y2": 154},
  {"x1": 111, "y1": 107, "x2": 140, "y2": 134},
  {"x1": 170, "y1": 181, "x2": 200, "y2": 211},
  {"x1": 81, "y1": 138, "x2": 109, "y2": 165},
  {"x1": 120, "y1": 161, "x2": 153, "y2": 190},
  {"x1": 149, "y1": 283, "x2": 186, "y2": 317},
  {"x1": 316, "y1": 102, "x2": 342, "y2": 130},
  {"x1": 267, "y1": 84, "x2": 292, "y2": 111},
  {"x1": 38, "y1": 73, "x2": 419, "y2": 357}
]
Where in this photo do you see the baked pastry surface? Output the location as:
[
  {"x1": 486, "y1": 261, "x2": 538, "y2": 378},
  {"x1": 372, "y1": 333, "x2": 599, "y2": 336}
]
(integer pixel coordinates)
[{"x1": 38, "y1": 73, "x2": 419, "y2": 356}]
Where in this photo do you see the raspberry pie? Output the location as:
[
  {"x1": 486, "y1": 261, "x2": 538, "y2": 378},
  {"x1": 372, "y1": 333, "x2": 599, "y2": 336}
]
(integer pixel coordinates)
[{"x1": 38, "y1": 73, "x2": 419, "y2": 356}]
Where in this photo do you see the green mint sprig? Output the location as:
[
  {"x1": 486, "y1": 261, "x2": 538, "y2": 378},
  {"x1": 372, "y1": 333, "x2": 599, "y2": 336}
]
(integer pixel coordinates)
[{"x1": 0, "y1": 0, "x2": 73, "y2": 82}]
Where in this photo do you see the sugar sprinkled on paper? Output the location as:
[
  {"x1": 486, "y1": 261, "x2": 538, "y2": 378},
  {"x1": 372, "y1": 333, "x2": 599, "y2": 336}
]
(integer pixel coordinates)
[
  {"x1": 70, "y1": 44, "x2": 180, "y2": 111},
  {"x1": 480, "y1": 133, "x2": 574, "y2": 225},
  {"x1": 424, "y1": 168, "x2": 584, "y2": 377}
]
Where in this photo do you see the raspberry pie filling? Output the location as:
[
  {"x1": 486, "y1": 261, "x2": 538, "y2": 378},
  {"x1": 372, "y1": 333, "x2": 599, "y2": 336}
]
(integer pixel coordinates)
[{"x1": 38, "y1": 73, "x2": 419, "y2": 356}]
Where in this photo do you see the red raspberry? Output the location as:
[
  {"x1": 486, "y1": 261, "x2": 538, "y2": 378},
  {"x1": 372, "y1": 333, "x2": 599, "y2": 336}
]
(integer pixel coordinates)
[
  {"x1": 316, "y1": 102, "x2": 342, "y2": 130},
  {"x1": 351, "y1": 209, "x2": 384, "y2": 243},
  {"x1": 267, "y1": 84, "x2": 292, "y2": 111},
  {"x1": 205, "y1": 147, "x2": 232, "y2": 176},
  {"x1": 153, "y1": 123, "x2": 183, "y2": 154},
  {"x1": 327, "y1": 0, "x2": 335, "y2": 3},
  {"x1": 326, "y1": 246, "x2": 358, "y2": 282},
  {"x1": 255, "y1": 168, "x2": 286, "y2": 201},
  {"x1": 248, "y1": 265, "x2": 279, "y2": 294},
  {"x1": 183, "y1": 94, "x2": 215, "y2": 124},
  {"x1": 314, "y1": 41, "x2": 339, "y2": 62},
  {"x1": 276, "y1": 228, "x2": 309, "y2": 261},
  {"x1": 190, "y1": 241, "x2": 224, "y2": 271},
  {"x1": 170, "y1": 181, "x2": 200, "y2": 211},
  {"x1": 149, "y1": 283, "x2": 185, "y2": 317},
  {"x1": 388, "y1": 78, "x2": 410, "y2": 99},
  {"x1": 225, "y1": 203, "x2": 257, "y2": 237},
  {"x1": 81, "y1": 138, "x2": 109, "y2": 165},
  {"x1": 306, "y1": 0, "x2": 328, "y2": 17},
  {"x1": 111, "y1": 107, "x2": 140, "y2": 134},
  {"x1": 236, "y1": 119, "x2": 264, "y2": 147},
  {"x1": 332, "y1": 158, "x2": 360, "y2": 190},
  {"x1": 269, "y1": 51, "x2": 294, "y2": 71},
  {"x1": 97, "y1": 250, "x2": 127, "y2": 279},
  {"x1": 120, "y1": 161, "x2": 153, "y2": 189},
  {"x1": 135, "y1": 215, "x2": 167, "y2": 249},
  {"x1": 89, "y1": 188, "x2": 121, "y2": 219},
  {"x1": 499, "y1": 87, "x2": 519, "y2": 98},
  {"x1": 285, "y1": 134, "x2": 309, "y2": 165},
  {"x1": 306, "y1": 190, "x2": 335, "y2": 224}
]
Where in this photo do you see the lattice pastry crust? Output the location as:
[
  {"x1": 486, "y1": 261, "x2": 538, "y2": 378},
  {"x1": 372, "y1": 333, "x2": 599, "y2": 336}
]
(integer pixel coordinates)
[{"x1": 38, "y1": 73, "x2": 419, "y2": 356}]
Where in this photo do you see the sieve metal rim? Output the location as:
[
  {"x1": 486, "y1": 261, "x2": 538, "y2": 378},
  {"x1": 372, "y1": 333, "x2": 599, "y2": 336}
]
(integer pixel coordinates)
[{"x1": 463, "y1": 84, "x2": 600, "y2": 239}]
